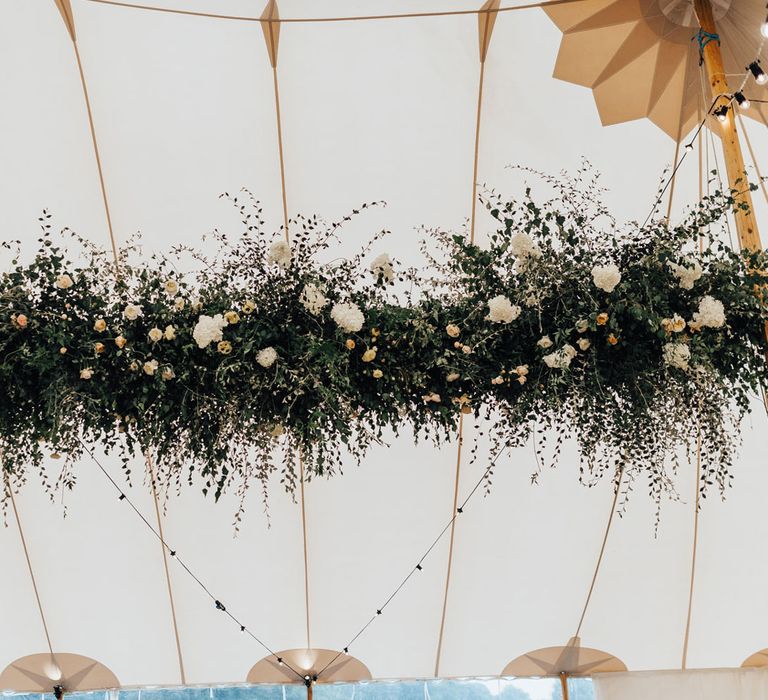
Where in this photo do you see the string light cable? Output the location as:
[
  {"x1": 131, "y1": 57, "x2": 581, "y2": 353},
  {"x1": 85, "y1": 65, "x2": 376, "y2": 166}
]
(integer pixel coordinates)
[
  {"x1": 77, "y1": 439, "x2": 305, "y2": 683},
  {"x1": 642, "y1": 24, "x2": 766, "y2": 231},
  {"x1": 642, "y1": 94, "x2": 724, "y2": 228},
  {"x1": 315, "y1": 443, "x2": 511, "y2": 681}
]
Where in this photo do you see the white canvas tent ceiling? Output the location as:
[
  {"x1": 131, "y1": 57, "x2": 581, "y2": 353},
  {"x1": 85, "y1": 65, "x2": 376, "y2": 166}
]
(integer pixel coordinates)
[{"x1": 1, "y1": 0, "x2": 768, "y2": 690}]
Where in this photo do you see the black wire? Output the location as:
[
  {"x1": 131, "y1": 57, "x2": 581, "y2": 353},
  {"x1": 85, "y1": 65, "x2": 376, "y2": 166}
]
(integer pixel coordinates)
[
  {"x1": 641, "y1": 95, "x2": 724, "y2": 229},
  {"x1": 79, "y1": 439, "x2": 305, "y2": 683},
  {"x1": 316, "y1": 444, "x2": 510, "y2": 679}
]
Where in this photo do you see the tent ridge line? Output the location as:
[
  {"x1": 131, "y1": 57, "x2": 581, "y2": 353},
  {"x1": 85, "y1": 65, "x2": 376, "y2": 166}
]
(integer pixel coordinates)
[{"x1": 84, "y1": 0, "x2": 592, "y2": 25}]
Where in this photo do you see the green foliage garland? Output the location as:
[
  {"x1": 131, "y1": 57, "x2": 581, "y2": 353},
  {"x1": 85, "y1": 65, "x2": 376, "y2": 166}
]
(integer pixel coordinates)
[{"x1": 1, "y1": 170, "x2": 766, "y2": 513}]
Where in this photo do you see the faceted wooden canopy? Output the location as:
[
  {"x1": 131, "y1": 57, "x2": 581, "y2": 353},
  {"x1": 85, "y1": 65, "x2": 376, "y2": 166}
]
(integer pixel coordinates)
[
  {"x1": 0, "y1": 653, "x2": 119, "y2": 692},
  {"x1": 543, "y1": 0, "x2": 768, "y2": 140},
  {"x1": 742, "y1": 648, "x2": 768, "y2": 668},
  {"x1": 247, "y1": 648, "x2": 371, "y2": 684},
  {"x1": 502, "y1": 637, "x2": 627, "y2": 677}
]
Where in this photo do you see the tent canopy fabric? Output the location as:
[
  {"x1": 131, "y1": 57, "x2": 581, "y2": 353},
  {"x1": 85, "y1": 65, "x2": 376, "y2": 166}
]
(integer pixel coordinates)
[
  {"x1": 544, "y1": 0, "x2": 768, "y2": 139},
  {"x1": 1, "y1": 0, "x2": 768, "y2": 690}
]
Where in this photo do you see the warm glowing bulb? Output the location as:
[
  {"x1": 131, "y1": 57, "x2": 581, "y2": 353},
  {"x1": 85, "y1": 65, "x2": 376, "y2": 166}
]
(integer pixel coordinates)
[
  {"x1": 749, "y1": 61, "x2": 768, "y2": 84},
  {"x1": 715, "y1": 105, "x2": 729, "y2": 123},
  {"x1": 45, "y1": 664, "x2": 62, "y2": 682},
  {"x1": 735, "y1": 92, "x2": 751, "y2": 110},
  {"x1": 761, "y1": 20, "x2": 768, "y2": 39}
]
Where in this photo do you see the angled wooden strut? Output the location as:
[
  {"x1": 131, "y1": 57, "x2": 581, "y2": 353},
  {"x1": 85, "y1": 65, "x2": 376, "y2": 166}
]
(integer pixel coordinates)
[
  {"x1": 52, "y1": 0, "x2": 120, "y2": 273},
  {"x1": 50, "y1": 1, "x2": 185, "y2": 681},
  {"x1": 435, "y1": 0, "x2": 500, "y2": 678},
  {"x1": 469, "y1": 0, "x2": 500, "y2": 244},
  {"x1": 54, "y1": 0, "x2": 77, "y2": 40},
  {"x1": 260, "y1": 0, "x2": 290, "y2": 237},
  {"x1": 260, "y1": 0, "x2": 280, "y2": 68},
  {"x1": 260, "y1": 1, "x2": 310, "y2": 651}
]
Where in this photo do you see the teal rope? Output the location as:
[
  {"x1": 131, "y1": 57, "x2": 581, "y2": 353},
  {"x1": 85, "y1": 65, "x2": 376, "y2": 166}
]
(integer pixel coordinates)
[{"x1": 693, "y1": 29, "x2": 720, "y2": 65}]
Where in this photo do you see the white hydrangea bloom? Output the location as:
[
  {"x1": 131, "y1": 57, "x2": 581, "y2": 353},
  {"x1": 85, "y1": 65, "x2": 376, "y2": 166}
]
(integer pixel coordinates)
[
  {"x1": 591, "y1": 263, "x2": 622, "y2": 293},
  {"x1": 668, "y1": 258, "x2": 703, "y2": 290},
  {"x1": 257, "y1": 347, "x2": 278, "y2": 368},
  {"x1": 543, "y1": 344, "x2": 577, "y2": 369},
  {"x1": 663, "y1": 342, "x2": 691, "y2": 371},
  {"x1": 691, "y1": 295, "x2": 725, "y2": 329},
  {"x1": 267, "y1": 240, "x2": 293, "y2": 268},
  {"x1": 300, "y1": 283, "x2": 328, "y2": 316},
  {"x1": 509, "y1": 232, "x2": 542, "y2": 260},
  {"x1": 486, "y1": 295, "x2": 521, "y2": 323},
  {"x1": 370, "y1": 253, "x2": 395, "y2": 283},
  {"x1": 537, "y1": 335, "x2": 553, "y2": 349},
  {"x1": 192, "y1": 314, "x2": 227, "y2": 349},
  {"x1": 331, "y1": 302, "x2": 364, "y2": 333}
]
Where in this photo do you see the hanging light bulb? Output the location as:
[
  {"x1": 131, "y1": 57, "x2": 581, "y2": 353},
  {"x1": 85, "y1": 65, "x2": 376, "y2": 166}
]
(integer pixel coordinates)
[
  {"x1": 761, "y1": 16, "x2": 768, "y2": 39},
  {"x1": 44, "y1": 662, "x2": 62, "y2": 682},
  {"x1": 748, "y1": 61, "x2": 768, "y2": 85},
  {"x1": 734, "y1": 92, "x2": 751, "y2": 110},
  {"x1": 714, "y1": 104, "x2": 730, "y2": 123}
]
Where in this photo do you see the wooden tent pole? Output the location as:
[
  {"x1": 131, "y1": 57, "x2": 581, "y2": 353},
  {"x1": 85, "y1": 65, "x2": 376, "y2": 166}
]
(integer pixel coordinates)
[
  {"x1": 559, "y1": 672, "x2": 569, "y2": 700},
  {"x1": 694, "y1": 0, "x2": 762, "y2": 252}
]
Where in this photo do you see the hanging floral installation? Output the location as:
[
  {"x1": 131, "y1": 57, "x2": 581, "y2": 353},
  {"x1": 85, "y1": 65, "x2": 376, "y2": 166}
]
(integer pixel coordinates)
[{"x1": 1, "y1": 169, "x2": 766, "y2": 511}]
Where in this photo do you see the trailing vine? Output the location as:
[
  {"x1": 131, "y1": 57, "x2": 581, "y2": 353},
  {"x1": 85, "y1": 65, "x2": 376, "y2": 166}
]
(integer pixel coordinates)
[{"x1": 1, "y1": 168, "x2": 765, "y2": 517}]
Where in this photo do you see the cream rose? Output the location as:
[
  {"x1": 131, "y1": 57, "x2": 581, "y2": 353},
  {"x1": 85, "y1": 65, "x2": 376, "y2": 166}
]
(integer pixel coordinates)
[
  {"x1": 56, "y1": 274, "x2": 74, "y2": 290},
  {"x1": 123, "y1": 303, "x2": 143, "y2": 321},
  {"x1": 148, "y1": 327, "x2": 163, "y2": 343}
]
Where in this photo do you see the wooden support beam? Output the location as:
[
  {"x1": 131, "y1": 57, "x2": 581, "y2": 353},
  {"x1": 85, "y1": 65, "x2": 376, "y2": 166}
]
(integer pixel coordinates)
[{"x1": 694, "y1": 0, "x2": 762, "y2": 252}]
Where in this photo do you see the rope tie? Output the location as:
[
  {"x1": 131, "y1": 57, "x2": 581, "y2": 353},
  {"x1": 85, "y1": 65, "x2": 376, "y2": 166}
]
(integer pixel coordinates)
[{"x1": 693, "y1": 29, "x2": 720, "y2": 65}]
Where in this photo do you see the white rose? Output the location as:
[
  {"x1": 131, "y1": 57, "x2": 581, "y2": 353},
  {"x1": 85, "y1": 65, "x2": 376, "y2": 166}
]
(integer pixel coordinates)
[
  {"x1": 79, "y1": 368, "x2": 93, "y2": 380},
  {"x1": 300, "y1": 283, "x2": 328, "y2": 316},
  {"x1": 161, "y1": 366, "x2": 175, "y2": 380},
  {"x1": 576, "y1": 319, "x2": 589, "y2": 333},
  {"x1": 164, "y1": 279, "x2": 179, "y2": 296},
  {"x1": 143, "y1": 359, "x2": 159, "y2": 376},
  {"x1": 267, "y1": 240, "x2": 292, "y2": 268},
  {"x1": 537, "y1": 335, "x2": 553, "y2": 349},
  {"x1": 543, "y1": 344, "x2": 577, "y2": 369},
  {"x1": 55, "y1": 274, "x2": 74, "y2": 290},
  {"x1": 148, "y1": 327, "x2": 163, "y2": 343},
  {"x1": 123, "y1": 303, "x2": 143, "y2": 321},
  {"x1": 257, "y1": 347, "x2": 278, "y2": 368},
  {"x1": 164, "y1": 325, "x2": 176, "y2": 341},
  {"x1": 370, "y1": 253, "x2": 395, "y2": 283},
  {"x1": 174, "y1": 297, "x2": 186, "y2": 312},
  {"x1": 331, "y1": 302, "x2": 364, "y2": 333},
  {"x1": 591, "y1": 263, "x2": 621, "y2": 293},
  {"x1": 691, "y1": 295, "x2": 725, "y2": 329},
  {"x1": 577, "y1": 338, "x2": 591, "y2": 351},
  {"x1": 192, "y1": 314, "x2": 227, "y2": 349},
  {"x1": 663, "y1": 342, "x2": 691, "y2": 371},
  {"x1": 486, "y1": 295, "x2": 521, "y2": 324},
  {"x1": 668, "y1": 259, "x2": 703, "y2": 290}
]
